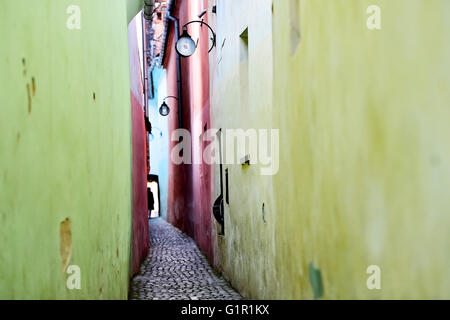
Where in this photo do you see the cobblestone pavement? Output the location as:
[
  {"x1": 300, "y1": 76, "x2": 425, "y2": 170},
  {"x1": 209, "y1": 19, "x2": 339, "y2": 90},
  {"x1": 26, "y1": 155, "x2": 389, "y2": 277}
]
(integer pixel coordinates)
[{"x1": 129, "y1": 218, "x2": 242, "y2": 300}]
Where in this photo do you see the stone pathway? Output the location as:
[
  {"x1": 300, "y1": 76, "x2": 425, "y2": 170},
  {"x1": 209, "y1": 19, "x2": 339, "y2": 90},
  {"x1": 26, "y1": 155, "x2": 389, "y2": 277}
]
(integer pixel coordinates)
[{"x1": 129, "y1": 218, "x2": 242, "y2": 300}]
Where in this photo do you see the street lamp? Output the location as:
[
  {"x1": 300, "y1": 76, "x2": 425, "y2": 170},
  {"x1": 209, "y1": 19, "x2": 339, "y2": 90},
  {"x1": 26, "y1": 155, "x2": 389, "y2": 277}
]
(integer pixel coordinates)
[
  {"x1": 175, "y1": 20, "x2": 216, "y2": 58},
  {"x1": 159, "y1": 102, "x2": 170, "y2": 117},
  {"x1": 159, "y1": 96, "x2": 178, "y2": 116},
  {"x1": 176, "y1": 29, "x2": 197, "y2": 57}
]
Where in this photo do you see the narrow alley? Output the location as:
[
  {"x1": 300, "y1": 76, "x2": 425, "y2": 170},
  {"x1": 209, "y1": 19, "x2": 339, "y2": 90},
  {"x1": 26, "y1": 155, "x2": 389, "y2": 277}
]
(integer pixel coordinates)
[
  {"x1": 2, "y1": 0, "x2": 450, "y2": 303},
  {"x1": 129, "y1": 219, "x2": 241, "y2": 300}
]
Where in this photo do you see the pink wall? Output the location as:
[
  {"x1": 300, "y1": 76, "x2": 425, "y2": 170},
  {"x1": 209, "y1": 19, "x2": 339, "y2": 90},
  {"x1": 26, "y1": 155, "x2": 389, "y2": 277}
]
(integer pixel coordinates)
[
  {"x1": 165, "y1": 0, "x2": 214, "y2": 262},
  {"x1": 128, "y1": 15, "x2": 149, "y2": 275}
]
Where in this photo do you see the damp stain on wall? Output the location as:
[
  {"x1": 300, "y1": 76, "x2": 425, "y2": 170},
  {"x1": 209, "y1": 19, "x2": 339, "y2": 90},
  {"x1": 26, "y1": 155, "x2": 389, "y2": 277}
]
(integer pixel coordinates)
[
  {"x1": 31, "y1": 77, "x2": 36, "y2": 96},
  {"x1": 26, "y1": 83, "x2": 32, "y2": 114},
  {"x1": 22, "y1": 58, "x2": 26, "y2": 76}
]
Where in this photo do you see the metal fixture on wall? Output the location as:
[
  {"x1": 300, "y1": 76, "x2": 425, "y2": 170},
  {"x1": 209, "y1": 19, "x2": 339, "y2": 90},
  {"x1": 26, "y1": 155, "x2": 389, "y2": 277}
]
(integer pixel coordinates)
[
  {"x1": 175, "y1": 20, "x2": 216, "y2": 58},
  {"x1": 159, "y1": 96, "x2": 178, "y2": 116},
  {"x1": 213, "y1": 129, "x2": 225, "y2": 235},
  {"x1": 262, "y1": 203, "x2": 266, "y2": 223}
]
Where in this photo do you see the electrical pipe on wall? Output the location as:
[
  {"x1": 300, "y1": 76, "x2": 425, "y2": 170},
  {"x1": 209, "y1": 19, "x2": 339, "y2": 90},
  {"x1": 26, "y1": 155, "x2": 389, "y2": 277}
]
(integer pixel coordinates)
[{"x1": 166, "y1": 1, "x2": 183, "y2": 129}]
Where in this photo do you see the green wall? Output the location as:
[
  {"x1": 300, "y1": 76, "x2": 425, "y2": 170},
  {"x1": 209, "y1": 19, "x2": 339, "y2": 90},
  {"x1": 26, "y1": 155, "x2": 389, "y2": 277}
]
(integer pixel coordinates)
[
  {"x1": 210, "y1": 0, "x2": 450, "y2": 299},
  {"x1": 0, "y1": 0, "x2": 141, "y2": 299}
]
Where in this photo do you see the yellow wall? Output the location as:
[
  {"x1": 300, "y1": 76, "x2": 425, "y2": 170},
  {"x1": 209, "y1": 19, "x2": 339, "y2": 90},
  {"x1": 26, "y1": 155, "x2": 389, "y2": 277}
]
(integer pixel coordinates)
[
  {"x1": 273, "y1": 0, "x2": 450, "y2": 299},
  {"x1": 210, "y1": 0, "x2": 450, "y2": 299}
]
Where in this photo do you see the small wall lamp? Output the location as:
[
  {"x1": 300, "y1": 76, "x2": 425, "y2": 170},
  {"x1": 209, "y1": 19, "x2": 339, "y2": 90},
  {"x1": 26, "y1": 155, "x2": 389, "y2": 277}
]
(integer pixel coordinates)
[
  {"x1": 175, "y1": 20, "x2": 216, "y2": 58},
  {"x1": 159, "y1": 96, "x2": 178, "y2": 116}
]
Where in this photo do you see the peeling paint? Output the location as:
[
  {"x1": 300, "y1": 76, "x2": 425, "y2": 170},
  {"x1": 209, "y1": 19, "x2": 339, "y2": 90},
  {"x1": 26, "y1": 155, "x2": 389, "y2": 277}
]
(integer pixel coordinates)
[
  {"x1": 308, "y1": 263, "x2": 324, "y2": 300},
  {"x1": 59, "y1": 218, "x2": 72, "y2": 273}
]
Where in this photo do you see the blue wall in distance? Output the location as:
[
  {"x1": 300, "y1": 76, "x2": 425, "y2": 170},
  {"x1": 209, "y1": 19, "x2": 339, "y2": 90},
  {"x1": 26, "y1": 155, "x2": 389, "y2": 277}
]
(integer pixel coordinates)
[{"x1": 148, "y1": 66, "x2": 168, "y2": 219}]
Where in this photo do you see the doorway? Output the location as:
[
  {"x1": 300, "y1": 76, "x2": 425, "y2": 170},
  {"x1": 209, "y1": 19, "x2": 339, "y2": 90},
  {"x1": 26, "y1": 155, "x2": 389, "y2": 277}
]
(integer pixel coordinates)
[{"x1": 148, "y1": 174, "x2": 161, "y2": 218}]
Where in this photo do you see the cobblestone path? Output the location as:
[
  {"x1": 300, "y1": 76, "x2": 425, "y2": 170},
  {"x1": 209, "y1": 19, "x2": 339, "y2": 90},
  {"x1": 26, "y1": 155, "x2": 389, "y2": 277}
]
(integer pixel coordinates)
[{"x1": 129, "y1": 218, "x2": 242, "y2": 300}]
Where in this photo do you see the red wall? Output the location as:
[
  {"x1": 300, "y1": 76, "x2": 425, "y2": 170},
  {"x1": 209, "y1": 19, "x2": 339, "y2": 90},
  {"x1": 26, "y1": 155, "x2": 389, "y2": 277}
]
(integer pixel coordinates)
[
  {"x1": 128, "y1": 15, "x2": 149, "y2": 275},
  {"x1": 165, "y1": 0, "x2": 214, "y2": 262}
]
